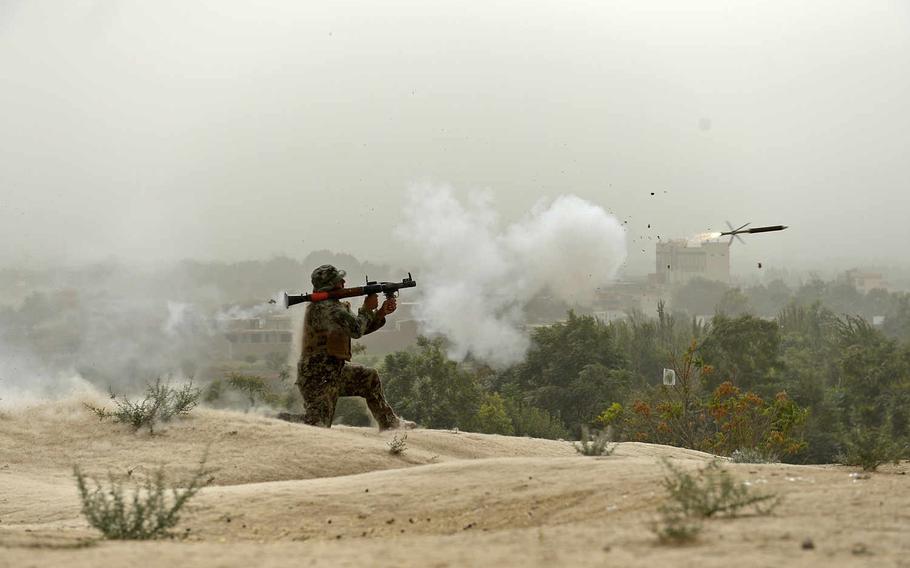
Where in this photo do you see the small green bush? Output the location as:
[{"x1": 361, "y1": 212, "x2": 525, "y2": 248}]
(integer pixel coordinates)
[
  {"x1": 660, "y1": 459, "x2": 778, "y2": 519},
  {"x1": 224, "y1": 373, "x2": 279, "y2": 410},
  {"x1": 85, "y1": 379, "x2": 200, "y2": 434},
  {"x1": 74, "y1": 455, "x2": 212, "y2": 540},
  {"x1": 203, "y1": 379, "x2": 225, "y2": 403},
  {"x1": 504, "y1": 398, "x2": 569, "y2": 440},
  {"x1": 654, "y1": 459, "x2": 778, "y2": 545},
  {"x1": 574, "y1": 426, "x2": 616, "y2": 456},
  {"x1": 654, "y1": 508, "x2": 702, "y2": 545},
  {"x1": 206, "y1": 373, "x2": 300, "y2": 412},
  {"x1": 838, "y1": 421, "x2": 906, "y2": 471}
]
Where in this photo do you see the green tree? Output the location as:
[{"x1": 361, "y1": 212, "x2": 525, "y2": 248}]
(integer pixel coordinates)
[
  {"x1": 500, "y1": 311, "x2": 626, "y2": 432},
  {"x1": 672, "y1": 278, "x2": 729, "y2": 316},
  {"x1": 882, "y1": 295, "x2": 910, "y2": 342},
  {"x1": 382, "y1": 337, "x2": 483, "y2": 429},
  {"x1": 698, "y1": 315, "x2": 781, "y2": 394},
  {"x1": 744, "y1": 280, "x2": 793, "y2": 317},
  {"x1": 715, "y1": 288, "x2": 752, "y2": 317},
  {"x1": 474, "y1": 393, "x2": 515, "y2": 435}
]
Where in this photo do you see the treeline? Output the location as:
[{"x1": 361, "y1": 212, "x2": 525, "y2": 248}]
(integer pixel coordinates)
[
  {"x1": 375, "y1": 302, "x2": 910, "y2": 465},
  {"x1": 673, "y1": 277, "x2": 910, "y2": 342}
]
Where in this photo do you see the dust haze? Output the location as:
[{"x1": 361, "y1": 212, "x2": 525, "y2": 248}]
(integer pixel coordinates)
[
  {"x1": 1, "y1": 0, "x2": 908, "y2": 275},
  {"x1": 2, "y1": 3, "x2": 910, "y2": 566},
  {"x1": 3, "y1": 0, "x2": 910, "y2": 395}
]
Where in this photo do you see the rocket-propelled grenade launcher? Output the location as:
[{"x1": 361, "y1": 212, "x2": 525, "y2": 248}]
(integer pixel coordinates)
[{"x1": 282, "y1": 274, "x2": 417, "y2": 309}]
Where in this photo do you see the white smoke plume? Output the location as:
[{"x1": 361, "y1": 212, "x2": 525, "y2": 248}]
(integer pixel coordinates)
[{"x1": 396, "y1": 185, "x2": 627, "y2": 367}]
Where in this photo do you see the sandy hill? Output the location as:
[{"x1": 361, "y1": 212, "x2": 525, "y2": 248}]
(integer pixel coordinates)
[{"x1": 1, "y1": 398, "x2": 907, "y2": 567}]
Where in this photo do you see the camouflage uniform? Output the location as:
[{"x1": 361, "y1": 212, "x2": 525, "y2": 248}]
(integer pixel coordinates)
[{"x1": 290, "y1": 265, "x2": 407, "y2": 429}]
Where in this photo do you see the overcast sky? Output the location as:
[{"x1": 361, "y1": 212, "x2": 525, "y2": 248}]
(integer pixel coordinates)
[{"x1": 1, "y1": 0, "x2": 908, "y2": 276}]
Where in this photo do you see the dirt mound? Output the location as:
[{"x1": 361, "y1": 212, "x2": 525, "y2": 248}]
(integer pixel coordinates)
[
  {"x1": 0, "y1": 398, "x2": 578, "y2": 485},
  {"x1": 2, "y1": 399, "x2": 908, "y2": 567}
]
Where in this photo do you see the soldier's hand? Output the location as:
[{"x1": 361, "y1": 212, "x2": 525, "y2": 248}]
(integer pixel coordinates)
[
  {"x1": 379, "y1": 297, "x2": 397, "y2": 316},
  {"x1": 363, "y1": 293, "x2": 379, "y2": 311}
]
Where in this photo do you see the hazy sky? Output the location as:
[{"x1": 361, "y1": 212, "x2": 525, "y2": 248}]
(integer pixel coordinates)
[{"x1": 1, "y1": 0, "x2": 908, "y2": 276}]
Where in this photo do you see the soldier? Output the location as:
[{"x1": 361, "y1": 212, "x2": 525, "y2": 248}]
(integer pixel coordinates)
[{"x1": 279, "y1": 264, "x2": 415, "y2": 430}]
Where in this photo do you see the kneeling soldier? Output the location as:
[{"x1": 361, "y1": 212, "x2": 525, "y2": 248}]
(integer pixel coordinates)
[{"x1": 280, "y1": 264, "x2": 415, "y2": 430}]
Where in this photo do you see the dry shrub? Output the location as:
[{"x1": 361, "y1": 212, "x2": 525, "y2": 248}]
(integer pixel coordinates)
[
  {"x1": 388, "y1": 433, "x2": 408, "y2": 455},
  {"x1": 85, "y1": 379, "x2": 200, "y2": 434},
  {"x1": 655, "y1": 459, "x2": 778, "y2": 545},
  {"x1": 74, "y1": 454, "x2": 212, "y2": 540},
  {"x1": 573, "y1": 426, "x2": 616, "y2": 456}
]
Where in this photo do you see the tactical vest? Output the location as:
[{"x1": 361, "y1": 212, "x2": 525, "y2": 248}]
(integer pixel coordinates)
[{"x1": 302, "y1": 303, "x2": 352, "y2": 361}]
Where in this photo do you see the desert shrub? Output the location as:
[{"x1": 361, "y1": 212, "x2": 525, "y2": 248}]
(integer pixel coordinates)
[
  {"x1": 654, "y1": 507, "x2": 703, "y2": 545},
  {"x1": 660, "y1": 459, "x2": 778, "y2": 519},
  {"x1": 838, "y1": 419, "x2": 906, "y2": 471},
  {"x1": 203, "y1": 379, "x2": 225, "y2": 403},
  {"x1": 654, "y1": 458, "x2": 777, "y2": 545},
  {"x1": 574, "y1": 426, "x2": 615, "y2": 456},
  {"x1": 74, "y1": 455, "x2": 212, "y2": 540},
  {"x1": 206, "y1": 373, "x2": 300, "y2": 412},
  {"x1": 388, "y1": 433, "x2": 408, "y2": 455},
  {"x1": 224, "y1": 373, "x2": 279, "y2": 410},
  {"x1": 85, "y1": 379, "x2": 200, "y2": 434}
]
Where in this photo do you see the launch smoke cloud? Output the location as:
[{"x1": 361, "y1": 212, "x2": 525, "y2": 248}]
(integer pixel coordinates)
[{"x1": 396, "y1": 185, "x2": 627, "y2": 367}]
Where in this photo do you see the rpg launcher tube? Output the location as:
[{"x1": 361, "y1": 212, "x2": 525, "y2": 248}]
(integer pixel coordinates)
[{"x1": 284, "y1": 277, "x2": 417, "y2": 309}]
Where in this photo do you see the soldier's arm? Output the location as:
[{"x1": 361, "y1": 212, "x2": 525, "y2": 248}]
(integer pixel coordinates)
[
  {"x1": 360, "y1": 306, "x2": 386, "y2": 335},
  {"x1": 329, "y1": 302, "x2": 372, "y2": 339}
]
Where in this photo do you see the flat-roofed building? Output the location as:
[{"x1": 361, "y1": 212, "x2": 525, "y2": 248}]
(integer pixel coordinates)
[
  {"x1": 224, "y1": 314, "x2": 293, "y2": 360},
  {"x1": 655, "y1": 240, "x2": 730, "y2": 285},
  {"x1": 845, "y1": 269, "x2": 886, "y2": 293}
]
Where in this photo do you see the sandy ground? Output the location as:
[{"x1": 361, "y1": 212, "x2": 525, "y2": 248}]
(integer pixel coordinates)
[{"x1": 1, "y1": 398, "x2": 908, "y2": 567}]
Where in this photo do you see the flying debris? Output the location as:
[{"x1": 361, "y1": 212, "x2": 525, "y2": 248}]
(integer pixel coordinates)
[{"x1": 720, "y1": 221, "x2": 788, "y2": 244}]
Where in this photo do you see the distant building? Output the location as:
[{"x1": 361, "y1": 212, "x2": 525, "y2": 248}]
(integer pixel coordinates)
[
  {"x1": 845, "y1": 269, "x2": 885, "y2": 294},
  {"x1": 358, "y1": 302, "x2": 422, "y2": 354},
  {"x1": 223, "y1": 314, "x2": 293, "y2": 360},
  {"x1": 359, "y1": 319, "x2": 420, "y2": 354},
  {"x1": 655, "y1": 240, "x2": 730, "y2": 285}
]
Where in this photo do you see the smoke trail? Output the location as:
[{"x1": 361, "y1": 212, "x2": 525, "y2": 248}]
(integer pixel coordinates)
[{"x1": 396, "y1": 184, "x2": 627, "y2": 367}]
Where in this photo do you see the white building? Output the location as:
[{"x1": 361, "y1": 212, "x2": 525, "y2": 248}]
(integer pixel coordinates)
[{"x1": 655, "y1": 240, "x2": 730, "y2": 285}]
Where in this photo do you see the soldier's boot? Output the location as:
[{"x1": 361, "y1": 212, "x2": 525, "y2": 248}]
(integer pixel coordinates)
[
  {"x1": 367, "y1": 392, "x2": 416, "y2": 430},
  {"x1": 368, "y1": 398, "x2": 412, "y2": 431},
  {"x1": 358, "y1": 370, "x2": 414, "y2": 430}
]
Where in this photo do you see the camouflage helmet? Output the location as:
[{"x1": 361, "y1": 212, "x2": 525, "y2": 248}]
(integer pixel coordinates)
[{"x1": 311, "y1": 264, "x2": 346, "y2": 291}]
